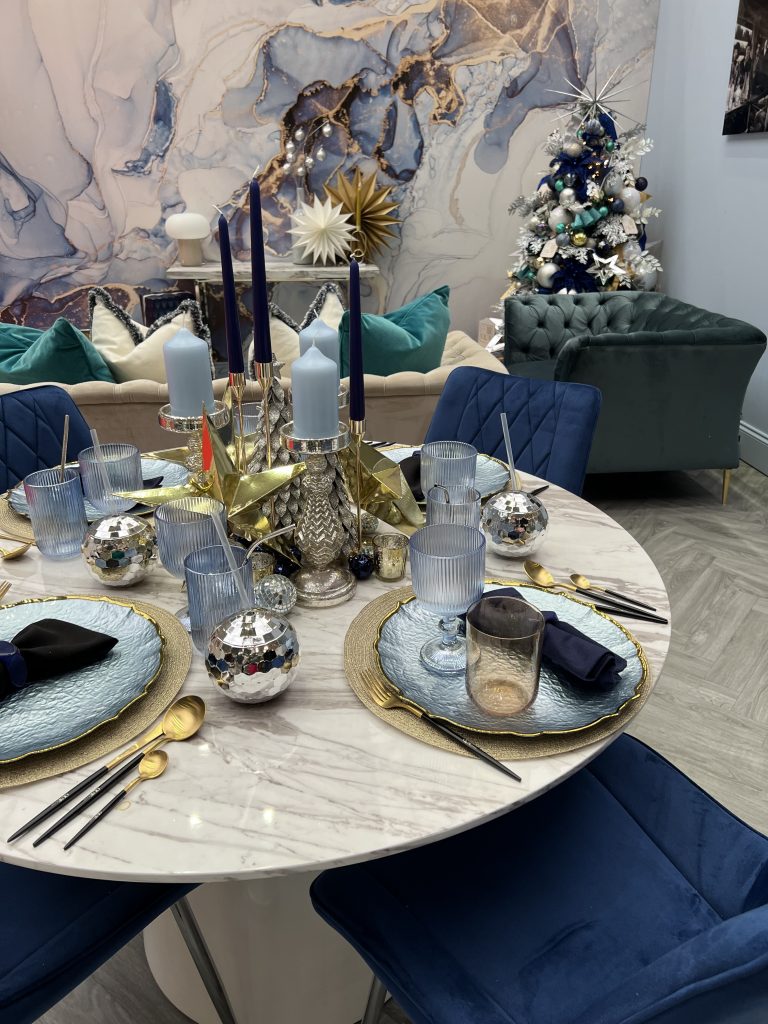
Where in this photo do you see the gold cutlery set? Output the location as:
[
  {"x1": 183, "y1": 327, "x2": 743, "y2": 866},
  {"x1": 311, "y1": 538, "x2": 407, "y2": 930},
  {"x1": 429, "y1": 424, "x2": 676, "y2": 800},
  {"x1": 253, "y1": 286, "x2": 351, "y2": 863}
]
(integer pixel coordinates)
[
  {"x1": 523, "y1": 561, "x2": 666, "y2": 624},
  {"x1": 8, "y1": 695, "x2": 205, "y2": 850}
]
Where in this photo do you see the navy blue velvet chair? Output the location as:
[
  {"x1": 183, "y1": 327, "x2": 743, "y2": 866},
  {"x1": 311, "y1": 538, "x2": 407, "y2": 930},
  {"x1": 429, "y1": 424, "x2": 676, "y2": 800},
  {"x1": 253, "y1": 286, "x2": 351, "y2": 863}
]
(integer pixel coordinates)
[
  {"x1": 0, "y1": 863, "x2": 236, "y2": 1024},
  {"x1": 424, "y1": 367, "x2": 602, "y2": 494},
  {"x1": 0, "y1": 386, "x2": 93, "y2": 492},
  {"x1": 312, "y1": 735, "x2": 768, "y2": 1024}
]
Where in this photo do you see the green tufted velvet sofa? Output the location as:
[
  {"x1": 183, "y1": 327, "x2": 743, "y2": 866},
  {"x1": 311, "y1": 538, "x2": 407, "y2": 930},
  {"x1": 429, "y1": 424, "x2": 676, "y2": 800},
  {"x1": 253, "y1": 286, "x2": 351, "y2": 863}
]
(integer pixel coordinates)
[{"x1": 504, "y1": 292, "x2": 766, "y2": 493}]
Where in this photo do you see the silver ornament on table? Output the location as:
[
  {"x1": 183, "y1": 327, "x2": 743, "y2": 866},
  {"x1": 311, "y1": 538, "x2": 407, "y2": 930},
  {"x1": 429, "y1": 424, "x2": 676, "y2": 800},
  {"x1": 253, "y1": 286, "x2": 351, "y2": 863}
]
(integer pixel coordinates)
[
  {"x1": 480, "y1": 411, "x2": 549, "y2": 559},
  {"x1": 81, "y1": 514, "x2": 157, "y2": 587},
  {"x1": 256, "y1": 573, "x2": 297, "y2": 614},
  {"x1": 206, "y1": 607, "x2": 300, "y2": 704},
  {"x1": 481, "y1": 489, "x2": 549, "y2": 558}
]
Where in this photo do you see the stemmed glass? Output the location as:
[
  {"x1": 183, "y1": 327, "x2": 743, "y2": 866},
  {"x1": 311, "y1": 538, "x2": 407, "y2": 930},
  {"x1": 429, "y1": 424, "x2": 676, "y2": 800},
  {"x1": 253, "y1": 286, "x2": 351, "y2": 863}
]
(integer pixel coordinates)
[
  {"x1": 154, "y1": 497, "x2": 228, "y2": 626},
  {"x1": 409, "y1": 524, "x2": 486, "y2": 674}
]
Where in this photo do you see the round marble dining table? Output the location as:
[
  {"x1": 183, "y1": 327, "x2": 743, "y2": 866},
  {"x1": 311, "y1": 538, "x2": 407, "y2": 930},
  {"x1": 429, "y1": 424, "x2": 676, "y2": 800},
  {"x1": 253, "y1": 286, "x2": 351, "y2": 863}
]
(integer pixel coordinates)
[{"x1": 0, "y1": 470, "x2": 671, "y2": 1024}]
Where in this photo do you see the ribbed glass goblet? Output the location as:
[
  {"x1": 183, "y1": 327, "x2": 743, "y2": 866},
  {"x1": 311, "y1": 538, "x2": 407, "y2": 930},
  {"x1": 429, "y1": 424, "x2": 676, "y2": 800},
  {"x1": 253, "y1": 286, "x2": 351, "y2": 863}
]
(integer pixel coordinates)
[
  {"x1": 409, "y1": 524, "x2": 486, "y2": 674},
  {"x1": 420, "y1": 441, "x2": 477, "y2": 498}
]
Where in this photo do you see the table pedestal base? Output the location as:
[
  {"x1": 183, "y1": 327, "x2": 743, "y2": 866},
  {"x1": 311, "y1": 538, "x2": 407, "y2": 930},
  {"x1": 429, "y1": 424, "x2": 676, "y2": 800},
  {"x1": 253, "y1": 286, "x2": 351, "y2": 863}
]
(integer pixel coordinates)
[{"x1": 144, "y1": 871, "x2": 371, "y2": 1024}]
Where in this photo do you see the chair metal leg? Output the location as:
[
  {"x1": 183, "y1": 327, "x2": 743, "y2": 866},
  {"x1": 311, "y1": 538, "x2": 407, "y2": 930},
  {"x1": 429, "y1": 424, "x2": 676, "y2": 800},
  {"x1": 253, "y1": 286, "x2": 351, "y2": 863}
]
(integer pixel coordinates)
[
  {"x1": 722, "y1": 468, "x2": 732, "y2": 505},
  {"x1": 171, "y1": 897, "x2": 238, "y2": 1024},
  {"x1": 361, "y1": 974, "x2": 387, "y2": 1024}
]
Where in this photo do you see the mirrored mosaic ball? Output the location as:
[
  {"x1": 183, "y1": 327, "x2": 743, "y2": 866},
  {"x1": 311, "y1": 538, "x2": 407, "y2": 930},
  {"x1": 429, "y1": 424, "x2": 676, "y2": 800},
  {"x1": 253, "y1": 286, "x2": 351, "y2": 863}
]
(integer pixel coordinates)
[
  {"x1": 81, "y1": 514, "x2": 157, "y2": 587},
  {"x1": 255, "y1": 574, "x2": 297, "y2": 614},
  {"x1": 481, "y1": 490, "x2": 549, "y2": 558},
  {"x1": 206, "y1": 608, "x2": 300, "y2": 704}
]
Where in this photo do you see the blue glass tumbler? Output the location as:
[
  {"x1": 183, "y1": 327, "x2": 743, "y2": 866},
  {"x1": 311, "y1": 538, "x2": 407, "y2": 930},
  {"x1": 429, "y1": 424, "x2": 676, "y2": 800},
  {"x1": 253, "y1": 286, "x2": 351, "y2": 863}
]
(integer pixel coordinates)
[
  {"x1": 23, "y1": 468, "x2": 87, "y2": 560},
  {"x1": 185, "y1": 545, "x2": 255, "y2": 653}
]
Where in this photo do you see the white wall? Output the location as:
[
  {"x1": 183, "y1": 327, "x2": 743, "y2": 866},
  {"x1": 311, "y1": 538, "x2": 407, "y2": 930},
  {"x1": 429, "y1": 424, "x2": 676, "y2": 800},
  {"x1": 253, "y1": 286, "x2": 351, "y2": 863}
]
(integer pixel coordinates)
[{"x1": 644, "y1": 0, "x2": 768, "y2": 473}]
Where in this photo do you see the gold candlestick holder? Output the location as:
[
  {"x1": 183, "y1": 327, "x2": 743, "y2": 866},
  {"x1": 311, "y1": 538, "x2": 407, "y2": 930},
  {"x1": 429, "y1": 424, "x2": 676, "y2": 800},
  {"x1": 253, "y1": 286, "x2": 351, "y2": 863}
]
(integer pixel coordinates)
[
  {"x1": 280, "y1": 422, "x2": 356, "y2": 607},
  {"x1": 349, "y1": 417, "x2": 365, "y2": 551},
  {"x1": 254, "y1": 361, "x2": 275, "y2": 523},
  {"x1": 158, "y1": 402, "x2": 229, "y2": 486},
  {"x1": 228, "y1": 371, "x2": 249, "y2": 474}
]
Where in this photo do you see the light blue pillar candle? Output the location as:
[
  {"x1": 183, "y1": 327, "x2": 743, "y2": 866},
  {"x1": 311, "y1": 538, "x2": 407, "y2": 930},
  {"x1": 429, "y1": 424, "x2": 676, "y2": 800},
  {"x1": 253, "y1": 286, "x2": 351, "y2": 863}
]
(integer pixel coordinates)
[
  {"x1": 291, "y1": 344, "x2": 339, "y2": 439},
  {"x1": 299, "y1": 318, "x2": 340, "y2": 384},
  {"x1": 163, "y1": 328, "x2": 215, "y2": 417}
]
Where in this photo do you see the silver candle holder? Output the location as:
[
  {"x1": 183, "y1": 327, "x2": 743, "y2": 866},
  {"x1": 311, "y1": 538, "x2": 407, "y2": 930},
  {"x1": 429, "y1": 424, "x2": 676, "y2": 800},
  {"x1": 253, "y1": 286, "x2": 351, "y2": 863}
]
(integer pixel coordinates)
[
  {"x1": 280, "y1": 421, "x2": 356, "y2": 607},
  {"x1": 158, "y1": 402, "x2": 229, "y2": 486}
]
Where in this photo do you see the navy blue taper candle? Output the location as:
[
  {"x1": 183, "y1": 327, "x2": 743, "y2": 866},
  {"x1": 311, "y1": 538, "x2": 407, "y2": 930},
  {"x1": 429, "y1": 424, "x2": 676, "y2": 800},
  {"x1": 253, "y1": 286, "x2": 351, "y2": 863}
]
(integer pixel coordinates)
[
  {"x1": 217, "y1": 213, "x2": 244, "y2": 376},
  {"x1": 249, "y1": 177, "x2": 272, "y2": 365},
  {"x1": 348, "y1": 258, "x2": 364, "y2": 422}
]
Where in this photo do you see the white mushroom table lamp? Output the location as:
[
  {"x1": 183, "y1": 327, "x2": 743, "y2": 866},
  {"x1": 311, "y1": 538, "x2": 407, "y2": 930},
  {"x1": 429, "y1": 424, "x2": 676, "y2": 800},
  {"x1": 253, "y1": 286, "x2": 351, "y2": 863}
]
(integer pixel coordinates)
[{"x1": 166, "y1": 212, "x2": 211, "y2": 266}]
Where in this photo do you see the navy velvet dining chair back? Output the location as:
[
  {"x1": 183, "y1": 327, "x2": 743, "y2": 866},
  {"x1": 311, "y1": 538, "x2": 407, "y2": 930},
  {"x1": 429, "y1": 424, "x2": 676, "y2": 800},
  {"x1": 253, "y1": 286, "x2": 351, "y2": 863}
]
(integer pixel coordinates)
[
  {"x1": 312, "y1": 734, "x2": 768, "y2": 1024},
  {"x1": 0, "y1": 386, "x2": 92, "y2": 491},
  {"x1": 425, "y1": 367, "x2": 602, "y2": 494}
]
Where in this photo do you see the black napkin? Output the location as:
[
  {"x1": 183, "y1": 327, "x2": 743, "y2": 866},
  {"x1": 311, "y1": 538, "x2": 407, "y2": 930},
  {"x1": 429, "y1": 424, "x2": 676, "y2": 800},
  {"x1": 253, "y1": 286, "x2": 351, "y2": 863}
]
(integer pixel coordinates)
[
  {"x1": 0, "y1": 619, "x2": 118, "y2": 699},
  {"x1": 399, "y1": 453, "x2": 423, "y2": 502},
  {"x1": 468, "y1": 588, "x2": 627, "y2": 692},
  {"x1": 142, "y1": 475, "x2": 163, "y2": 489}
]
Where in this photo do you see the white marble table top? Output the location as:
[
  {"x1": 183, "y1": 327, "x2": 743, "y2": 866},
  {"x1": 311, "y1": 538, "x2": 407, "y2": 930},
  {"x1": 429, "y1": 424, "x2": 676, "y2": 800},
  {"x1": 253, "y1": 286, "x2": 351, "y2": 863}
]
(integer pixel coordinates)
[
  {"x1": 168, "y1": 258, "x2": 381, "y2": 283},
  {"x1": 0, "y1": 471, "x2": 670, "y2": 883}
]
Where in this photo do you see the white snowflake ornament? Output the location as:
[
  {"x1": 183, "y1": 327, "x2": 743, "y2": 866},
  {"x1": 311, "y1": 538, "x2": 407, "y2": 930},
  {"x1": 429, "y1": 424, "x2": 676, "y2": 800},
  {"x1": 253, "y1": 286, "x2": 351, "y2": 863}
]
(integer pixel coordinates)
[{"x1": 289, "y1": 196, "x2": 355, "y2": 265}]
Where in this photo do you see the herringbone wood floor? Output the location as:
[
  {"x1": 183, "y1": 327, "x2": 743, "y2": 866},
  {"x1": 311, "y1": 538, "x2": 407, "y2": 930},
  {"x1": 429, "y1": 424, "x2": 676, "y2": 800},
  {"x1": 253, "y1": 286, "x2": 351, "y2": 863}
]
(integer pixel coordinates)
[{"x1": 39, "y1": 464, "x2": 768, "y2": 1024}]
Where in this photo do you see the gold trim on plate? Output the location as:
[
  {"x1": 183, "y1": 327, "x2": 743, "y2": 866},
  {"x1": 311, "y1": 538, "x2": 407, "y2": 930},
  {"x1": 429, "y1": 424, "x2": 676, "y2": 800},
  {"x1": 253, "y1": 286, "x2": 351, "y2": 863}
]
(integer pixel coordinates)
[{"x1": 0, "y1": 594, "x2": 166, "y2": 765}]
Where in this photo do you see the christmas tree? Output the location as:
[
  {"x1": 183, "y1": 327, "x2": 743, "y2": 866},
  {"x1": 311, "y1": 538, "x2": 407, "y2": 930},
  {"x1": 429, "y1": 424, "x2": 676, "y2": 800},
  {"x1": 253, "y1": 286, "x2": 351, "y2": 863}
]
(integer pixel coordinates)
[{"x1": 504, "y1": 79, "x2": 662, "y2": 296}]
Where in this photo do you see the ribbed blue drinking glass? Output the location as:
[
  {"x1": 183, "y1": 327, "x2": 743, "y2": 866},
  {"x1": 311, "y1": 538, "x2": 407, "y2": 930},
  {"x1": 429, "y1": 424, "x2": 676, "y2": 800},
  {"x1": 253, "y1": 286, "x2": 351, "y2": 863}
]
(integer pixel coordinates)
[
  {"x1": 185, "y1": 545, "x2": 255, "y2": 653},
  {"x1": 155, "y1": 497, "x2": 228, "y2": 578},
  {"x1": 23, "y1": 468, "x2": 87, "y2": 560},
  {"x1": 426, "y1": 484, "x2": 482, "y2": 529},
  {"x1": 409, "y1": 524, "x2": 486, "y2": 674},
  {"x1": 78, "y1": 443, "x2": 142, "y2": 514},
  {"x1": 420, "y1": 441, "x2": 477, "y2": 498}
]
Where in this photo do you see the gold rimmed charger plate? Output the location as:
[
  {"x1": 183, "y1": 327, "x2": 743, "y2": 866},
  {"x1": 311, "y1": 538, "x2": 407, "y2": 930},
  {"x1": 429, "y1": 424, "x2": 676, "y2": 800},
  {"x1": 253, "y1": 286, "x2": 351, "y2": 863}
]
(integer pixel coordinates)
[
  {"x1": 344, "y1": 581, "x2": 653, "y2": 760},
  {"x1": 0, "y1": 596, "x2": 191, "y2": 788}
]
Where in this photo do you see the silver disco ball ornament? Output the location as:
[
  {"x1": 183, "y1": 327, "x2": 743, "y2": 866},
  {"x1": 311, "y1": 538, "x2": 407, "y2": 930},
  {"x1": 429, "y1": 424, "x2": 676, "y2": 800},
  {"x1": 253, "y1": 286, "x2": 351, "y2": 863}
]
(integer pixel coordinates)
[
  {"x1": 206, "y1": 608, "x2": 300, "y2": 704},
  {"x1": 256, "y1": 574, "x2": 297, "y2": 615},
  {"x1": 81, "y1": 514, "x2": 157, "y2": 587},
  {"x1": 481, "y1": 489, "x2": 549, "y2": 559}
]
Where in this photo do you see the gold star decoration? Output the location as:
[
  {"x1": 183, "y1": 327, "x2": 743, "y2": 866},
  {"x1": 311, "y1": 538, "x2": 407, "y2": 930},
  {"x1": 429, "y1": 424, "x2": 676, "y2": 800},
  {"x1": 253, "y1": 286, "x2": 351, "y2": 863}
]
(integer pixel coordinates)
[
  {"x1": 118, "y1": 412, "x2": 305, "y2": 542},
  {"x1": 324, "y1": 168, "x2": 398, "y2": 261}
]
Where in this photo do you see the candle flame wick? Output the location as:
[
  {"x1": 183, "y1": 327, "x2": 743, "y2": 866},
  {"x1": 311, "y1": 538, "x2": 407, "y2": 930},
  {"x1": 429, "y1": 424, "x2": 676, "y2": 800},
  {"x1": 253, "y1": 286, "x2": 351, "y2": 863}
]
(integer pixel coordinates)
[{"x1": 251, "y1": 165, "x2": 261, "y2": 179}]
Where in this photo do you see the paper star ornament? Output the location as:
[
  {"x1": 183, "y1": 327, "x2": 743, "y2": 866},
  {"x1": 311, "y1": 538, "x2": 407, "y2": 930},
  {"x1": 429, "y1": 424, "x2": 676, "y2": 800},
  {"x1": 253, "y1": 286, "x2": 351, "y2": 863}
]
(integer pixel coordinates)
[
  {"x1": 325, "y1": 168, "x2": 398, "y2": 260},
  {"x1": 289, "y1": 196, "x2": 355, "y2": 265}
]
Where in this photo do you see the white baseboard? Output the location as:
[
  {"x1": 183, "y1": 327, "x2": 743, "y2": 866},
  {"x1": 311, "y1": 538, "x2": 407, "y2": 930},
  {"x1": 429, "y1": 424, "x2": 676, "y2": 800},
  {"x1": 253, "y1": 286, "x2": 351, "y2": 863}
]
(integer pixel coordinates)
[{"x1": 740, "y1": 421, "x2": 768, "y2": 476}]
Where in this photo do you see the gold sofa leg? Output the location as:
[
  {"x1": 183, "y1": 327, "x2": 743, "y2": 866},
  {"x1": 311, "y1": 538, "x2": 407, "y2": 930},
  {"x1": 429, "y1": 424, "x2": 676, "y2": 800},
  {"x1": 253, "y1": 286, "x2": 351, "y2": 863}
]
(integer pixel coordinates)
[{"x1": 722, "y1": 468, "x2": 732, "y2": 505}]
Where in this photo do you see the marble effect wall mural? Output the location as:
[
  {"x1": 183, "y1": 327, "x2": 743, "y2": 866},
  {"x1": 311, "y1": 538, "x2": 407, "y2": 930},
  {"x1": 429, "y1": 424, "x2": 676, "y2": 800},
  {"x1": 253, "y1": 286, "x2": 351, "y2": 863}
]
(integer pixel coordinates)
[{"x1": 1, "y1": 0, "x2": 659, "y2": 336}]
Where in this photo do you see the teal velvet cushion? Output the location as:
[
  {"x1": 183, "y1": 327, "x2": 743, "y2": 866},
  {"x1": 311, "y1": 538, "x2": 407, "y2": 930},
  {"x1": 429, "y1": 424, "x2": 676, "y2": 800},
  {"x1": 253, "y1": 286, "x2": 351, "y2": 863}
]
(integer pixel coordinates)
[
  {"x1": 0, "y1": 319, "x2": 115, "y2": 386},
  {"x1": 339, "y1": 286, "x2": 450, "y2": 376}
]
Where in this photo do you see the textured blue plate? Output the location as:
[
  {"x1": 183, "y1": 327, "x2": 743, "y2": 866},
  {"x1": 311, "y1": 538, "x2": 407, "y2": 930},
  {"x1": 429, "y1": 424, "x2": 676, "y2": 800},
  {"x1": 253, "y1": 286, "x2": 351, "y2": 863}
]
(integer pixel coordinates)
[
  {"x1": 0, "y1": 597, "x2": 163, "y2": 763},
  {"x1": 376, "y1": 583, "x2": 646, "y2": 736},
  {"x1": 385, "y1": 446, "x2": 509, "y2": 500},
  {"x1": 9, "y1": 457, "x2": 188, "y2": 522}
]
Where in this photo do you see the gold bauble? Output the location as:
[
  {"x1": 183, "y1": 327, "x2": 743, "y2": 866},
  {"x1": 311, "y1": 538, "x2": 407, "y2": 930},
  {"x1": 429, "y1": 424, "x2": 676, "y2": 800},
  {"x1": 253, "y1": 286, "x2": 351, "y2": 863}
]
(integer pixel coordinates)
[{"x1": 571, "y1": 231, "x2": 588, "y2": 247}]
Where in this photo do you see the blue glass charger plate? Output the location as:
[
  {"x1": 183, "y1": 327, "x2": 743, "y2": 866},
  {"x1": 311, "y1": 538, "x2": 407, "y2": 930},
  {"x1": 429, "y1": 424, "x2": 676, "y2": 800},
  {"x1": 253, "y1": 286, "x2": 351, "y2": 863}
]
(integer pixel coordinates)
[
  {"x1": 0, "y1": 596, "x2": 164, "y2": 763},
  {"x1": 376, "y1": 582, "x2": 647, "y2": 736},
  {"x1": 9, "y1": 457, "x2": 188, "y2": 522},
  {"x1": 384, "y1": 446, "x2": 510, "y2": 500}
]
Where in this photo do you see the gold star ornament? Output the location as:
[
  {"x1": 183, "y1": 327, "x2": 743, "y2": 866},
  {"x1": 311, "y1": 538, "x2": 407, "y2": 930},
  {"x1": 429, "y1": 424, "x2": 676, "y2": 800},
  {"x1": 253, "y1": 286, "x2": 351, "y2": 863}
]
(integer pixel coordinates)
[{"x1": 325, "y1": 168, "x2": 398, "y2": 260}]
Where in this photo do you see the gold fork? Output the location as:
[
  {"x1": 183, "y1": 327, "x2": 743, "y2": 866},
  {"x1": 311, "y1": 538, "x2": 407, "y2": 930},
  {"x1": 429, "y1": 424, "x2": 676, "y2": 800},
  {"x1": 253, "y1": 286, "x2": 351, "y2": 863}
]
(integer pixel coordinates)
[
  {"x1": 0, "y1": 581, "x2": 13, "y2": 602},
  {"x1": 363, "y1": 670, "x2": 521, "y2": 782}
]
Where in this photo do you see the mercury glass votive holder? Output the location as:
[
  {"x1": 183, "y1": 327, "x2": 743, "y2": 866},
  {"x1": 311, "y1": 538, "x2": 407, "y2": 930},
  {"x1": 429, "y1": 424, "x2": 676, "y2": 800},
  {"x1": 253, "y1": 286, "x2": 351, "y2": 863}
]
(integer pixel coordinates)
[
  {"x1": 251, "y1": 551, "x2": 276, "y2": 582},
  {"x1": 373, "y1": 534, "x2": 409, "y2": 582},
  {"x1": 185, "y1": 544, "x2": 255, "y2": 653},
  {"x1": 466, "y1": 595, "x2": 544, "y2": 716},
  {"x1": 426, "y1": 485, "x2": 481, "y2": 530},
  {"x1": 23, "y1": 468, "x2": 87, "y2": 560},
  {"x1": 420, "y1": 441, "x2": 477, "y2": 498},
  {"x1": 78, "y1": 443, "x2": 142, "y2": 514}
]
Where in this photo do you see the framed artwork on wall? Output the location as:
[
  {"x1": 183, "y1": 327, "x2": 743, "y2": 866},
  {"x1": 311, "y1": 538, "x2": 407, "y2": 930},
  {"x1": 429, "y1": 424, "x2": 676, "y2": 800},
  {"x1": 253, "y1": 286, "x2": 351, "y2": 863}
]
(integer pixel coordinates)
[{"x1": 723, "y1": 0, "x2": 768, "y2": 134}]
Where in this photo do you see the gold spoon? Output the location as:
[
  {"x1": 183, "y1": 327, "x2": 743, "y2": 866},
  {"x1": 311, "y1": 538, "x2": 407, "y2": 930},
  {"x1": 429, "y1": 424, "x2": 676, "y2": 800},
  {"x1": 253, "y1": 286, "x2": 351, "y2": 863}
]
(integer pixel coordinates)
[
  {"x1": 569, "y1": 573, "x2": 658, "y2": 612},
  {"x1": 0, "y1": 540, "x2": 31, "y2": 560},
  {"x1": 524, "y1": 560, "x2": 579, "y2": 592},
  {"x1": 64, "y1": 750, "x2": 169, "y2": 850},
  {"x1": 10, "y1": 695, "x2": 205, "y2": 844}
]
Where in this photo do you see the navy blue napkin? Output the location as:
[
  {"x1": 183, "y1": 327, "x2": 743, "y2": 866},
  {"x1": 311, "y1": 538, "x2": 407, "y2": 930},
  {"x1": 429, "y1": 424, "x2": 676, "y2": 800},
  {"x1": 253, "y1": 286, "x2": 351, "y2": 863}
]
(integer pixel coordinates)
[
  {"x1": 398, "y1": 453, "x2": 424, "y2": 502},
  {"x1": 469, "y1": 588, "x2": 627, "y2": 692},
  {"x1": 0, "y1": 620, "x2": 118, "y2": 700}
]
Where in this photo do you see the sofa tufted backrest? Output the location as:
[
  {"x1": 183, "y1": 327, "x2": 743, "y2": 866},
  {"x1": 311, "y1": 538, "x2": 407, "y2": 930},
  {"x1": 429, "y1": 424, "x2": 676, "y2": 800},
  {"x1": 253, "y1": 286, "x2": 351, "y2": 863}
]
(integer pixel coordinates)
[{"x1": 504, "y1": 292, "x2": 757, "y2": 364}]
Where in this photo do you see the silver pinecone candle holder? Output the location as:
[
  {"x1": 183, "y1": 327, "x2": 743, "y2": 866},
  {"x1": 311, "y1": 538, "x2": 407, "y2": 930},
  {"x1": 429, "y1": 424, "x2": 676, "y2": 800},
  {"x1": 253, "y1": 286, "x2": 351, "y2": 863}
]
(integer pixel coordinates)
[{"x1": 279, "y1": 422, "x2": 356, "y2": 607}]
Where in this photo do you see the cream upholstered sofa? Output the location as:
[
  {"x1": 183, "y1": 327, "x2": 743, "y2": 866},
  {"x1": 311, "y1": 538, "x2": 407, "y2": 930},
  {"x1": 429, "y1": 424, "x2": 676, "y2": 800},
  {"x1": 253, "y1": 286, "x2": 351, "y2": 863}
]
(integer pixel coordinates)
[{"x1": 0, "y1": 331, "x2": 505, "y2": 450}]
